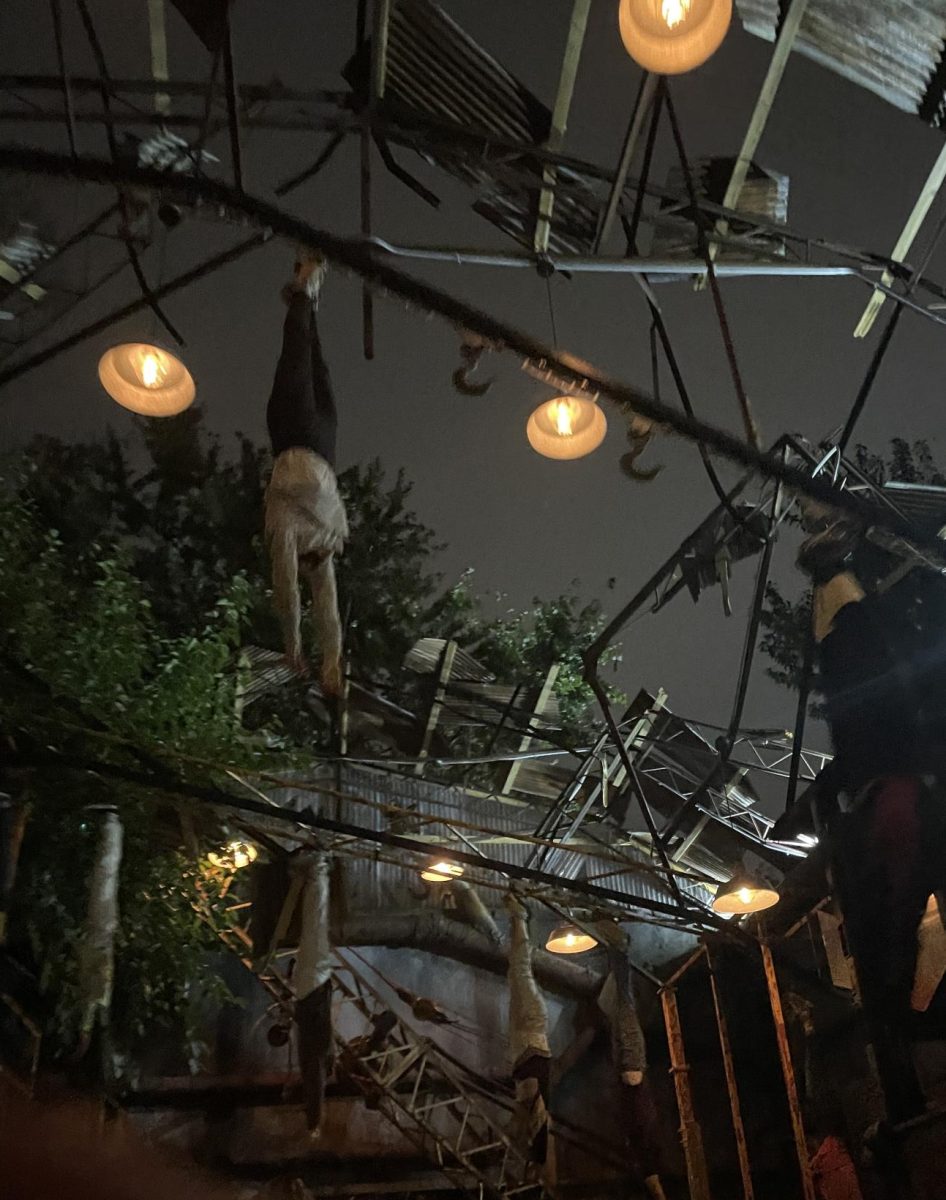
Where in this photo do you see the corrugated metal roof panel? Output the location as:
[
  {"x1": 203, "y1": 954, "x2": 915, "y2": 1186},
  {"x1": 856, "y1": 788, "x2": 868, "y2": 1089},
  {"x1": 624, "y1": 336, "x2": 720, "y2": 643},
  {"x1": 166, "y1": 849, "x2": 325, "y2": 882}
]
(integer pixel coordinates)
[
  {"x1": 344, "y1": 0, "x2": 599, "y2": 252},
  {"x1": 736, "y1": 0, "x2": 946, "y2": 125}
]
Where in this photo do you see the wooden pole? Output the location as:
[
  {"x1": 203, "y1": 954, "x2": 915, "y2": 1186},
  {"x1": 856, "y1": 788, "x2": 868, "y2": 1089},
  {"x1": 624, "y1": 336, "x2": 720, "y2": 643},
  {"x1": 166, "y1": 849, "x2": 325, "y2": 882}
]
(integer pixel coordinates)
[
  {"x1": 760, "y1": 942, "x2": 816, "y2": 1200},
  {"x1": 0, "y1": 796, "x2": 28, "y2": 945},
  {"x1": 660, "y1": 986, "x2": 712, "y2": 1200},
  {"x1": 706, "y1": 946, "x2": 754, "y2": 1200},
  {"x1": 534, "y1": 0, "x2": 591, "y2": 254}
]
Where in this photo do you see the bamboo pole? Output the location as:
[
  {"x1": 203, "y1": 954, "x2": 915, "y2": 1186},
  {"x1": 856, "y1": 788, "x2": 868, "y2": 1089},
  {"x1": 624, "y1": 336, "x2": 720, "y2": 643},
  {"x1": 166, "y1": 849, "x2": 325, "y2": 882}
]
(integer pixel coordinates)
[
  {"x1": 660, "y1": 987, "x2": 712, "y2": 1200},
  {"x1": 706, "y1": 946, "x2": 754, "y2": 1200},
  {"x1": 0, "y1": 796, "x2": 28, "y2": 945},
  {"x1": 760, "y1": 942, "x2": 815, "y2": 1200}
]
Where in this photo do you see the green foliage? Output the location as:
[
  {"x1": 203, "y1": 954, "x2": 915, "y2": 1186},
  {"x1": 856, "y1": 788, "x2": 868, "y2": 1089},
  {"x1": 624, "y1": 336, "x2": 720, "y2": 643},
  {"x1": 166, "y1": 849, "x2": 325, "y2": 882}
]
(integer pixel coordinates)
[
  {"x1": 760, "y1": 438, "x2": 944, "y2": 698},
  {"x1": 0, "y1": 485, "x2": 256, "y2": 1062},
  {"x1": 336, "y1": 460, "x2": 480, "y2": 685},
  {"x1": 1, "y1": 408, "x2": 619, "y2": 1068},
  {"x1": 473, "y1": 590, "x2": 622, "y2": 733}
]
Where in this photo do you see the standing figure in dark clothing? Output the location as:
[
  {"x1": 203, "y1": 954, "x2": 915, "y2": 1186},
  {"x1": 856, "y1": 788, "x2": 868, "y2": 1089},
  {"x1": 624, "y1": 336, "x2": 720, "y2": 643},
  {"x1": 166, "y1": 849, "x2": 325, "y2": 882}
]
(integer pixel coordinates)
[
  {"x1": 265, "y1": 250, "x2": 348, "y2": 696},
  {"x1": 797, "y1": 514, "x2": 946, "y2": 1121}
]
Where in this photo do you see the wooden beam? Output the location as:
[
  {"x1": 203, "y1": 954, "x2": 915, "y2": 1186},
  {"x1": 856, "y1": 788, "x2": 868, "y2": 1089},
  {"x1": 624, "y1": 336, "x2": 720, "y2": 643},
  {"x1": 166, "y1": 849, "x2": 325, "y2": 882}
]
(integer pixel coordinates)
[
  {"x1": 761, "y1": 942, "x2": 816, "y2": 1200},
  {"x1": 707, "y1": 946, "x2": 755, "y2": 1200},
  {"x1": 661, "y1": 987, "x2": 712, "y2": 1200},
  {"x1": 500, "y1": 663, "x2": 560, "y2": 795},
  {"x1": 414, "y1": 641, "x2": 457, "y2": 775},
  {"x1": 533, "y1": 0, "x2": 591, "y2": 254},
  {"x1": 593, "y1": 72, "x2": 657, "y2": 253},
  {"x1": 853, "y1": 139, "x2": 946, "y2": 336},
  {"x1": 706, "y1": 0, "x2": 810, "y2": 272},
  {"x1": 146, "y1": 0, "x2": 170, "y2": 116}
]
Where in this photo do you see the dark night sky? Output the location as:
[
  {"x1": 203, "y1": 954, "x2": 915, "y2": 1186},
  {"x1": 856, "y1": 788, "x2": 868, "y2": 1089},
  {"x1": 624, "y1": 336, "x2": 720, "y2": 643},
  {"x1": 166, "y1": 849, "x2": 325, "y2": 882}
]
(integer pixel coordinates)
[{"x1": 4, "y1": 1, "x2": 946, "y2": 756}]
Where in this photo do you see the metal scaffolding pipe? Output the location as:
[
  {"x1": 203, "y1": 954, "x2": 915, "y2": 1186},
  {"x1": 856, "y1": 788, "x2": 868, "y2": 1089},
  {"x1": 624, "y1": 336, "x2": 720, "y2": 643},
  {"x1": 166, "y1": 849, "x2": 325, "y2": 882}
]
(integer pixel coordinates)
[
  {"x1": 368, "y1": 239, "x2": 864, "y2": 277},
  {"x1": 0, "y1": 144, "x2": 940, "y2": 554}
]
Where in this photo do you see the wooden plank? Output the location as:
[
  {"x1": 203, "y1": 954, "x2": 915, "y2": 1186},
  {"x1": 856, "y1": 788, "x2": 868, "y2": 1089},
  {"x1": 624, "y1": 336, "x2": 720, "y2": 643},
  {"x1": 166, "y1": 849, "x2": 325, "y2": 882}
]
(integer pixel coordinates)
[
  {"x1": 816, "y1": 909, "x2": 854, "y2": 991},
  {"x1": 854, "y1": 138, "x2": 946, "y2": 336},
  {"x1": 706, "y1": 0, "x2": 810, "y2": 273},
  {"x1": 761, "y1": 943, "x2": 816, "y2": 1200},
  {"x1": 533, "y1": 0, "x2": 591, "y2": 254},
  {"x1": 414, "y1": 640, "x2": 457, "y2": 776},
  {"x1": 500, "y1": 664, "x2": 560, "y2": 795},
  {"x1": 661, "y1": 987, "x2": 712, "y2": 1200}
]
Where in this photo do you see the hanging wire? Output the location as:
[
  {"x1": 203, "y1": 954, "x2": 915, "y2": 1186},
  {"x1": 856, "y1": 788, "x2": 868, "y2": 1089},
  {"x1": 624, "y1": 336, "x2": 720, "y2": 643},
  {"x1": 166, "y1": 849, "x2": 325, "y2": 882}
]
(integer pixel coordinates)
[
  {"x1": 662, "y1": 81, "x2": 761, "y2": 450},
  {"x1": 74, "y1": 0, "x2": 184, "y2": 347},
  {"x1": 619, "y1": 82, "x2": 754, "y2": 528},
  {"x1": 545, "y1": 274, "x2": 559, "y2": 347}
]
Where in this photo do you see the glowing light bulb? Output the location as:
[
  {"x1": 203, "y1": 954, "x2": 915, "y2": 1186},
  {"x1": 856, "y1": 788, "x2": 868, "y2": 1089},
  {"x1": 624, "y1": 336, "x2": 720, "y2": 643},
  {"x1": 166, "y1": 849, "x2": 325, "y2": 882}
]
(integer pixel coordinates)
[
  {"x1": 420, "y1": 860, "x2": 464, "y2": 883},
  {"x1": 545, "y1": 923, "x2": 599, "y2": 954},
  {"x1": 526, "y1": 396, "x2": 607, "y2": 460},
  {"x1": 661, "y1": 0, "x2": 690, "y2": 28},
  {"x1": 98, "y1": 343, "x2": 195, "y2": 416},
  {"x1": 141, "y1": 351, "x2": 160, "y2": 387},
  {"x1": 552, "y1": 398, "x2": 577, "y2": 437},
  {"x1": 207, "y1": 839, "x2": 259, "y2": 872},
  {"x1": 711, "y1": 874, "x2": 779, "y2": 915},
  {"x1": 618, "y1": 0, "x2": 732, "y2": 74}
]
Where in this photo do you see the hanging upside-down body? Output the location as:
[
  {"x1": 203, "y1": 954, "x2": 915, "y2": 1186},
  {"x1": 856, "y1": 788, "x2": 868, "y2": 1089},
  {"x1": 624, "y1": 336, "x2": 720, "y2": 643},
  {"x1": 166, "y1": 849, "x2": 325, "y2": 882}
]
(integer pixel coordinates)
[{"x1": 265, "y1": 250, "x2": 349, "y2": 696}]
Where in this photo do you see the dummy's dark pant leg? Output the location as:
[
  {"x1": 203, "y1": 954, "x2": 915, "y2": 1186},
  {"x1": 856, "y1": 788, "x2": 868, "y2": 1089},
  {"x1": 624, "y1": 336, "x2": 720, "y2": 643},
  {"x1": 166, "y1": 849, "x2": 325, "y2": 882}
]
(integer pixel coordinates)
[
  {"x1": 267, "y1": 293, "x2": 337, "y2": 467},
  {"x1": 622, "y1": 1077, "x2": 664, "y2": 1181},
  {"x1": 834, "y1": 777, "x2": 929, "y2": 1122}
]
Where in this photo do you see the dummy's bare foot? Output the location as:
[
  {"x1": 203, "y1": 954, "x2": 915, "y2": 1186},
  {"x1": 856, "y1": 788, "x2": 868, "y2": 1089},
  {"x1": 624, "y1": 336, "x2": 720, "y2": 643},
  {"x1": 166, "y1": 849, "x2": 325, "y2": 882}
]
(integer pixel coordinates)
[
  {"x1": 320, "y1": 658, "x2": 343, "y2": 698},
  {"x1": 281, "y1": 248, "x2": 326, "y2": 305},
  {"x1": 294, "y1": 247, "x2": 326, "y2": 299}
]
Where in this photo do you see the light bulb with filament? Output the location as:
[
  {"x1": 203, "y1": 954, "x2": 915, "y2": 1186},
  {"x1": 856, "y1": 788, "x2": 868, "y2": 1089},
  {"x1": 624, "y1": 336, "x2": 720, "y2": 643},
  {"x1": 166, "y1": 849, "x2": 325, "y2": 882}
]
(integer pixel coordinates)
[
  {"x1": 661, "y1": 0, "x2": 690, "y2": 28},
  {"x1": 98, "y1": 342, "x2": 195, "y2": 416},
  {"x1": 207, "y1": 839, "x2": 259, "y2": 872},
  {"x1": 618, "y1": 0, "x2": 732, "y2": 74},
  {"x1": 141, "y1": 351, "x2": 161, "y2": 387},
  {"x1": 552, "y1": 398, "x2": 577, "y2": 436},
  {"x1": 526, "y1": 395, "x2": 607, "y2": 460},
  {"x1": 711, "y1": 873, "x2": 779, "y2": 916},
  {"x1": 420, "y1": 860, "x2": 464, "y2": 883},
  {"x1": 545, "y1": 922, "x2": 599, "y2": 954}
]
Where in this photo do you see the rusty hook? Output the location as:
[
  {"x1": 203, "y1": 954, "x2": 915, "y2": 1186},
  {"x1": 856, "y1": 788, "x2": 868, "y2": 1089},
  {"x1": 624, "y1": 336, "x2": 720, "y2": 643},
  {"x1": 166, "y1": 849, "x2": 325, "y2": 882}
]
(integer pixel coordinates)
[
  {"x1": 620, "y1": 429, "x2": 663, "y2": 482},
  {"x1": 452, "y1": 340, "x2": 494, "y2": 396}
]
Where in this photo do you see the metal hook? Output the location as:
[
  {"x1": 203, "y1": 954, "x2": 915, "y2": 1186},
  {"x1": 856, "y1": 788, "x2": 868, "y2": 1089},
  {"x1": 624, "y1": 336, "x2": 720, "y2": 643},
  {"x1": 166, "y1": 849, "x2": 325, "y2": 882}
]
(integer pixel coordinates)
[
  {"x1": 620, "y1": 428, "x2": 663, "y2": 482},
  {"x1": 452, "y1": 339, "x2": 494, "y2": 396}
]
